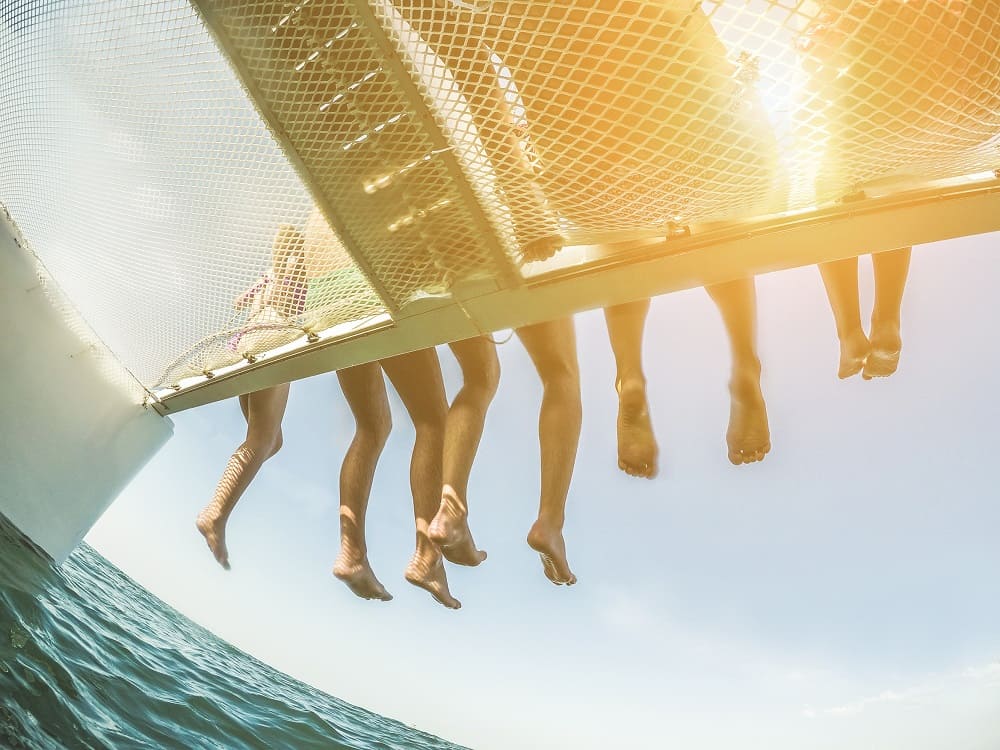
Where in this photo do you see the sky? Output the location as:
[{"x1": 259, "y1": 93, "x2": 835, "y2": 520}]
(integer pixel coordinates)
[{"x1": 87, "y1": 231, "x2": 1000, "y2": 749}]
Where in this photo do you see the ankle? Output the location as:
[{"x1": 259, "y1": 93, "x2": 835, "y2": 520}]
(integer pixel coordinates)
[
  {"x1": 615, "y1": 373, "x2": 646, "y2": 393},
  {"x1": 840, "y1": 323, "x2": 867, "y2": 339},
  {"x1": 532, "y1": 513, "x2": 564, "y2": 532},
  {"x1": 197, "y1": 507, "x2": 225, "y2": 526},
  {"x1": 413, "y1": 535, "x2": 441, "y2": 560},
  {"x1": 835, "y1": 319, "x2": 866, "y2": 341},
  {"x1": 337, "y1": 536, "x2": 367, "y2": 560},
  {"x1": 730, "y1": 356, "x2": 761, "y2": 385},
  {"x1": 870, "y1": 314, "x2": 900, "y2": 334},
  {"x1": 440, "y1": 484, "x2": 468, "y2": 513}
]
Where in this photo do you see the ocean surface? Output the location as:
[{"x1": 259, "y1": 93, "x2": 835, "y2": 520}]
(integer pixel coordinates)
[{"x1": 0, "y1": 516, "x2": 467, "y2": 750}]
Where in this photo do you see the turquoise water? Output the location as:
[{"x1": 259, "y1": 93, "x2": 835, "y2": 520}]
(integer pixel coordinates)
[{"x1": 0, "y1": 517, "x2": 467, "y2": 750}]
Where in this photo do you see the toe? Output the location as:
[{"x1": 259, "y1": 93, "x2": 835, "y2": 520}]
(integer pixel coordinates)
[
  {"x1": 553, "y1": 561, "x2": 575, "y2": 585},
  {"x1": 433, "y1": 589, "x2": 460, "y2": 609},
  {"x1": 839, "y1": 361, "x2": 863, "y2": 379},
  {"x1": 539, "y1": 555, "x2": 558, "y2": 582}
]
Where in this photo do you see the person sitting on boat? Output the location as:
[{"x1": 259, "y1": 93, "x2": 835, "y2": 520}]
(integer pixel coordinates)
[
  {"x1": 333, "y1": 348, "x2": 467, "y2": 608},
  {"x1": 196, "y1": 224, "x2": 306, "y2": 569},
  {"x1": 401, "y1": 0, "x2": 776, "y2": 480},
  {"x1": 426, "y1": 334, "x2": 498, "y2": 568},
  {"x1": 297, "y1": 208, "x2": 494, "y2": 608},
  {"x1": 801, "y1": 0, "x2": 999, "y2": 378},
  {"x1": 383, "y1": 0, "x2": 789, "y2": 588}
]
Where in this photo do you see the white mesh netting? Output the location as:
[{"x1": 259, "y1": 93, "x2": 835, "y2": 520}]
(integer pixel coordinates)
[
  {"x1": 1, "y1": 0, "x2": 386, "y2": 391},
  {"x1": 378, "y1": 0, "x2": 1000, "y2": 241},
  {"x1": 3, "y1": 0, "x2": 999, "y2": 392}
]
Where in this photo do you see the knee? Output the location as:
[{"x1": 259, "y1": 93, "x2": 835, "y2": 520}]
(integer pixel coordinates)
[
  {"x1": 412, "y1": 399, "x2": 448, "y2": 439},
  {"x1": 269, "y1": 431, "x2": 283, "y2": 458},
  {"x1": 246, "y1": 428, "x2": 282, "y2": 461},
  {"x1": 357, "y1": 411, "x2": 392, "y2": 450},
  {"x1": 539, "y1": 357, "x2": 580, "y2": 395},
  {"x1": 464, "y1": 355, "x2": 500, "y2": 402}
]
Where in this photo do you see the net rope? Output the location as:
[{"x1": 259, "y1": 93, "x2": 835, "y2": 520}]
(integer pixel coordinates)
[
  {"x1": 2, "y1": 0, "x2": 998, "y2": 391},
  {"x1": 1, "y1": 0, "x2": 386, "y2": 390}
]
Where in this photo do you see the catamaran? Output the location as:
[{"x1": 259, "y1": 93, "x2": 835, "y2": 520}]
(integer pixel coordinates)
[{"x1": 3, "y1": 0, "x2": 998, "y2": 561}]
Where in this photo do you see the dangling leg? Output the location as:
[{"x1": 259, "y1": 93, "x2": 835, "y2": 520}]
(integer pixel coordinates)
[
  {"x1": 705, "y1": 279, "x2": 771, "y2": 465},
  {"x1": 381, "y1": 349, "x2": 460, "y2": 609},
  {"x1": 430, "y1": 336, "x2": 499, "y2": 566},
  {"x1": 818, "y1": 257, "x2": 870, "y2": 378},
  {"x1": 864, "y1": 246, "x2": 911, "y2": 379},
  {"x1": 197, "y1": 384, "x2": 289, "y2": 569},
  {"x1": 333, "y1": 363, "x2": 393, "y2": 601},
  {"x1": 517, "y1": 318, "x2": 581, "y2": 585},
  {"x1": 604, "y1": 300, "x2": 658, "y2": 478}
]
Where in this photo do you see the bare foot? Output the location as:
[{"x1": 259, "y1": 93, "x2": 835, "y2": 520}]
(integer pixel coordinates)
[
  {"x1": 520, "y1": 234, "x2": 565, "y2": 263},
  {"x1": 863, "y1": 321, "x2": 901, "y2": 379},
  {"x1": 527, "y1": 521, "x2": 576, "y2": 585},
  {"x1": 726, "y1": 372, "x2": 771, "y2": 465},
  {"x1": 405, "y1": 546, "x2": 461, "y2": 609},
  {"x1": 429, "y1": 488, "x2": 487, "y2": 567},
  {"x1": 838, "y1": 328, "x2": 870, "y2": 379},
  {"x1": 616, "y1": 378, "x2": 658, "y2": 478},
  {"x1": 196, "y1": 512, "x2": 230, "y2": 570},
  {"x1": 333, "y1": 551, "x2": 392, "y2": 601}
]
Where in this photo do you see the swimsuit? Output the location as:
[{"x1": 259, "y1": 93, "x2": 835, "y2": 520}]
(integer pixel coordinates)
[
  {"x1": 303, "y1": 266, "x2": 379, "y2": 311},
  {"x1": 227, "y1": 267, "x2": 377, "y2": 354},
  {"x1": 226, "y1": 275, "x2": 306, "y2": 353}
]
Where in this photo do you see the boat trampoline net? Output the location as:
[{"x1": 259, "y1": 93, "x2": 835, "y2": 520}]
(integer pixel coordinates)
[{"x1": 2, "y1": 0, "x2": 998, "y2": 392}]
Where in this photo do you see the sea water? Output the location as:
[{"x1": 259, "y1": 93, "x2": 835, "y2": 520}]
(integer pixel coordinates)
[{"x1": 0, "y1": 516, "x2": 467, "y2": 750}]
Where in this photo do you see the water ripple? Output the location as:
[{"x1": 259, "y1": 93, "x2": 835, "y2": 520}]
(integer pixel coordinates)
[{"x1": 0, "y1": 514, "x2": 467, "y2": 750}]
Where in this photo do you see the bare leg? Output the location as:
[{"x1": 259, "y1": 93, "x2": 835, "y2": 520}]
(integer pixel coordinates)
[
  {"x1": 381, "y1": 349, "x2": 460, "y2": 609},
  {"x1": 604, "y1": 300, "x2": 658, "y2": 478},
  {"x1": 819, "y1": 257, "x2": 870, "y2": 378},
  {"x1": 430, "y1": 337, "x2": 499, "y2": 566},
  {"x1": 705, "y1": 279, "x2": 771, "y2": 465},
  {"x1": 864, "y1": 246, "x2": 911, "y2": 379},
  {"x1": 517, "y1": 319, "x2": 581, "y2": 585},
  {"x1": 333, "y1": 363, "x2": 393, "y2": 601},
  {"x1": 196, "y1": 384, "x2": 288, "y2": 569}
]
